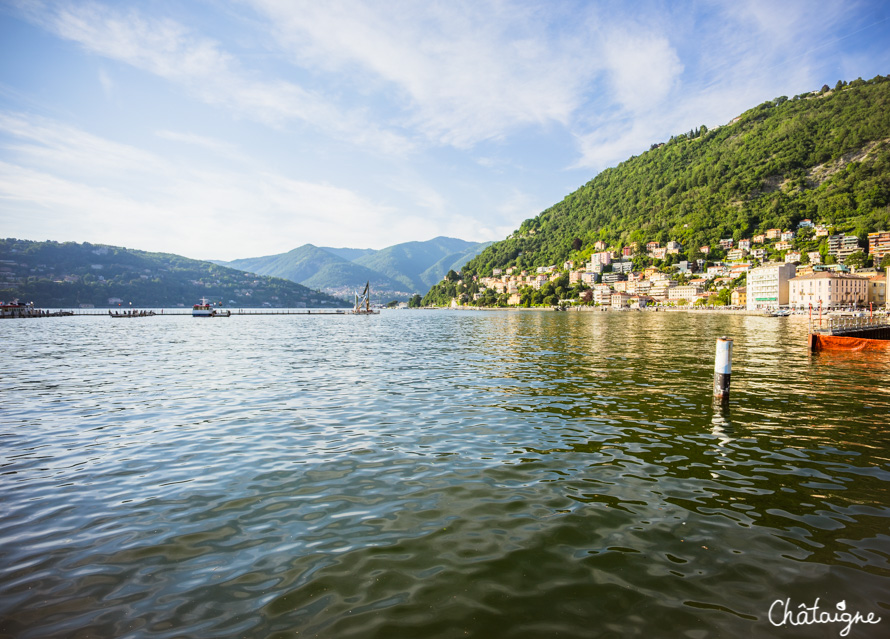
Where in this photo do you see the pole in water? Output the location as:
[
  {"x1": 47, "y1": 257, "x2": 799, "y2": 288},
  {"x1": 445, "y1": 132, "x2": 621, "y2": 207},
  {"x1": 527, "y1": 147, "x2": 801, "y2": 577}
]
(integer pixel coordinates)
[{"x1": 713, "y1": 336, "x2": 733, "y2": 402}]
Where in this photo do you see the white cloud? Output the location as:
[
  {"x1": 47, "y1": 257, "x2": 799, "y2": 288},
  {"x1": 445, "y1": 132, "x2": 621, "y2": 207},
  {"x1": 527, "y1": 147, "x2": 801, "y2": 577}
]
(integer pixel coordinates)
[
  {"x1": 19, "y1": 0, "x2": 412, "y2": 153},
  {"x1": 248, "y1": 0, "x2": 598, "y2": 148},
  {"x1": 97, "y1": 67, "x2": 113, "y2": 98},
  {"x1": 154, "y1": 129, "x2": 242, "y2": 158},
  {"x1": 0, "y1": 112, "x2": 406, "y2": 258},
  {"x1": 601, "y1": 29, "x2": 683, "y2": 113}
]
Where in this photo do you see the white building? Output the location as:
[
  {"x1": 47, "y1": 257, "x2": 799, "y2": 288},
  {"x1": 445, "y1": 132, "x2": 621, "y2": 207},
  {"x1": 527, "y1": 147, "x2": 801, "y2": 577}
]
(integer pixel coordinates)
[
  {"x1": 593, "y1": 285, "x2": 612, "y2": 305},
  {"x1": 746, "y1": 263, "x2": 797, "y2": 310},
  {"x1": 668, "y1": 286, "x2": 703, "y2": 301}
]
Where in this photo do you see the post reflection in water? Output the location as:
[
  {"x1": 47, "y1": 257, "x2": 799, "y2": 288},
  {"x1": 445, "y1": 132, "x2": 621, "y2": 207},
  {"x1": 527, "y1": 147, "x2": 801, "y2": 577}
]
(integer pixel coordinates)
[{"x1": 0, "y1": 310, "x2": 888, "y2": 639}]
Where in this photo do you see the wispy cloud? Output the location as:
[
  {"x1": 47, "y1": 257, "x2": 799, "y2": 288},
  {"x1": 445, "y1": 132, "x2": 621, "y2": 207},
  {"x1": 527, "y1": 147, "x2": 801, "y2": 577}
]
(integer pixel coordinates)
[
  {"x1": 154, "y1": 130, "x2": 242, "y2": 159},
  {"x1": 248, "y1": 0, "x2": 598, "y2": 148},
  {"x1": 16, "y1": 0, "x2": 413, "y2": 154},
  {"x1": 0, "y1": 112, "x2": 403, "y2": 258}
]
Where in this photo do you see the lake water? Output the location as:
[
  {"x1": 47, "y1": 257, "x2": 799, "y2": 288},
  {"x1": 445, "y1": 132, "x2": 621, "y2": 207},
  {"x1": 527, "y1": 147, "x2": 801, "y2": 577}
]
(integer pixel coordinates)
[{"x1": 2, "y1": 310, "x2": 889, "y2": 638}]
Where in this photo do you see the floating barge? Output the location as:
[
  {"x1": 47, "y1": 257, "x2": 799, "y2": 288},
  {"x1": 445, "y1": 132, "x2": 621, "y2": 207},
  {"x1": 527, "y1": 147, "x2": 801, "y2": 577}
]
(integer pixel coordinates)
[{"x1": 809, "y1": 315, "x2": 890, "y2": 352}]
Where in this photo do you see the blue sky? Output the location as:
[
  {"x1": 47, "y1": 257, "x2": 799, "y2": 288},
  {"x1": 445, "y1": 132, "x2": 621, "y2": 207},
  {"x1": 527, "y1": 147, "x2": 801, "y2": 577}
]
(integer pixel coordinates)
[{"x1": 1, "y1": 0, "x2": 888, "y2": 260}]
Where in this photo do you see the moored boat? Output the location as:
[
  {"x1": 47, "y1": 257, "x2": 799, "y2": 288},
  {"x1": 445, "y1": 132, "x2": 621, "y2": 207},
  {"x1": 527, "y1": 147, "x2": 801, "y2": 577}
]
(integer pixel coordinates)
[{"x1": 193, "y1": 298, "x2": 231, "y2": 317}]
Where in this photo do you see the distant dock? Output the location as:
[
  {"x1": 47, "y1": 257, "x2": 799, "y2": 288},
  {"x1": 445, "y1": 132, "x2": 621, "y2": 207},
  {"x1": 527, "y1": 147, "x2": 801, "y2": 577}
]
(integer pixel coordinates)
[{"x1": 4, "y1": 308, "x2": 354, "y2": 318}]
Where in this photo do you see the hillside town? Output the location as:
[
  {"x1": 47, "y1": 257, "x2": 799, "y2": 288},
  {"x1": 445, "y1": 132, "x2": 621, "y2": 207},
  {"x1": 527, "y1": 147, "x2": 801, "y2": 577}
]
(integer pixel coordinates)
[{"x1": 446, "y1": 224, "x2": 890, "y2": 312}]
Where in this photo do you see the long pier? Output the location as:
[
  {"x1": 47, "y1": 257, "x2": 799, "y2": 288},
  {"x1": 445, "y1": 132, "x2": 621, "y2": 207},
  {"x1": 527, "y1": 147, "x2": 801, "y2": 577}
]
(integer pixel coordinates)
[{"x1": 2, "y1": 308, "x2": 353, "y2": 318}]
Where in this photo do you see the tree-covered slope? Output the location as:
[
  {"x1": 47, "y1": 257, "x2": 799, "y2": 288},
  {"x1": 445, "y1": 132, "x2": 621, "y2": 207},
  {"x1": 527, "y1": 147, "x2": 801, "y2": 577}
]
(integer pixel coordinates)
[
  {"x1": 0, "y1": 238, "x2": 348, "y2": 308},
  {"x1": 461, "y1": 75, "x2": 890, "y2": 277},
  {"x1": 353, "y1": 237, "x2": 487, "y2": 291},
  {"x1": 225, "y1": 244, "x2": 367, "y2": 286},
  {"x1": 418, "y1": 241, "x2": 492, "y2": 289}
]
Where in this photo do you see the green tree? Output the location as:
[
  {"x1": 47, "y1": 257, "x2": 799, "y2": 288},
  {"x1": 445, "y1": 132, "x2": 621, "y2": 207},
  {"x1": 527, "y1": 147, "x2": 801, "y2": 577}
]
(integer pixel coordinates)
[{"x1": 844, "y1": 251, "x2": 866, "y2": 269}]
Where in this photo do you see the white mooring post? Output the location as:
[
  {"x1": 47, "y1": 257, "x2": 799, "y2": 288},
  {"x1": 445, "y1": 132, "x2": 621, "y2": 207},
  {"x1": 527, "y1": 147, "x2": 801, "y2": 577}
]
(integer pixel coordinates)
[{"x1": 713, "y1": 337, "x2": 733, "y2": 402}]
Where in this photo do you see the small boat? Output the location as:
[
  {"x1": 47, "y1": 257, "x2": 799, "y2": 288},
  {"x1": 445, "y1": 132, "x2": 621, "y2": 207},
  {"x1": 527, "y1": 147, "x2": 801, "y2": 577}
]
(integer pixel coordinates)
[
  {"x1": 351, "y1": 281, "x2": 379, "y2": 315},
  {"x1": 193, "y1": 297, "x2": 231, "y2": 317}
]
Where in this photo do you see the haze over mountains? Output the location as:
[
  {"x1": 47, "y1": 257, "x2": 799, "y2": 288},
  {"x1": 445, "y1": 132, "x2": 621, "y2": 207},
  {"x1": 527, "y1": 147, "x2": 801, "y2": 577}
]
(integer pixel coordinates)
[{"x1": 216, "y1": 237, "x2": 491, "y2": 302}]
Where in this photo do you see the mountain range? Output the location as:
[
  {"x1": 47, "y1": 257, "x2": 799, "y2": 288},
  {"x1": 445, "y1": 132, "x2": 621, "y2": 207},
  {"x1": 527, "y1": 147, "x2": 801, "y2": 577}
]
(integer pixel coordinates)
[
  {"x1": 216, "y1": 237, "x2": 491, "y2": 302},
  {"x1": 0, "y1": 238, "x2": 348, "y2": 308}
]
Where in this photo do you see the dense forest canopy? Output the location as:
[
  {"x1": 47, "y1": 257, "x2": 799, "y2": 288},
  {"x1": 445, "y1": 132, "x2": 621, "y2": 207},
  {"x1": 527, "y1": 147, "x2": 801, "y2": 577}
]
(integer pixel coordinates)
[{"x1": 457, "y1": 76, "x2": 890, "y2": 280}]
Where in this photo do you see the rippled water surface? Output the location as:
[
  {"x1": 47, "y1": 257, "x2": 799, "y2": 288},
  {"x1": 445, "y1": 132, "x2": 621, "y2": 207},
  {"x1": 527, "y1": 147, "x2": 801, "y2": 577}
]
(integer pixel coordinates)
[{"x1": 2, "y1": 310, "x2": 889, "y2": 638}]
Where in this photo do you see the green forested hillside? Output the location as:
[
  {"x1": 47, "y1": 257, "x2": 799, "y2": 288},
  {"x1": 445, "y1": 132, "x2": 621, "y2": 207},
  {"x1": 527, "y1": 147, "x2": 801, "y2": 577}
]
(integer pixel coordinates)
[
  {"x1": 0, "y1": 239, "x2": 348, "y2": 308},
  {"x1": 460, "y1": 75, "x2": 890, "y2": 277},
  {"x1": 353, "y1": 237, "x2": 489, "y2": 291}
]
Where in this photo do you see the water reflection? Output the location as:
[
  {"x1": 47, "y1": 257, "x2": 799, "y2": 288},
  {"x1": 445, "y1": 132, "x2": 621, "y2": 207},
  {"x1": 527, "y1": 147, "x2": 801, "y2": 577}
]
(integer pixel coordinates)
[{"x1": 1, "y1": 311, "x2": 888, "y2": 638}]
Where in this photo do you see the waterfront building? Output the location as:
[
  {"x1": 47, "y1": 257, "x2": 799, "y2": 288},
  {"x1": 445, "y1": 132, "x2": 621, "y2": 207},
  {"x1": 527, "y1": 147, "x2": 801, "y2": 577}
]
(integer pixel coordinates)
[
  {"x1": 731, "y1": 287, "x2": 747, "y2": 307},
  {"x1": 593, "y1": 285, "x2": 612, "y2": 305},
  {"x1": 868, "y1": 231, "x2": 890, "y2": 264},
  {"x1": 581, "y1": 272, "x2": 598, "y2": 286},
  {"x1": 746, "y1": 262, "x2": 797, "y2": 310},
  {"x1": 788, "y1": 272, "x2": 868, "y2": 309},
  {"x1": 649, "y1": 283, "x2": 674, "y2": 299},
  {"x1": 865, "y1": 272, "x2": 886, "y2": 308},
  {"x1": 629, "y1": 295, "x2": 654, "y2": 309},
  {"x1": 611, "y1": 292, "x2": 633, "y2": 309},
  {"x1": 668, "y1": 286, "x2": 703, "y2": 301}
]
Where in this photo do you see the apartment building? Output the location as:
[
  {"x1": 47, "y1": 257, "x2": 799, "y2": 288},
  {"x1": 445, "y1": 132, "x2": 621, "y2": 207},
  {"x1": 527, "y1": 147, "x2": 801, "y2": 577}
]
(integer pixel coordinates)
[
  {"x1": 828, "y1": 234, "x2": 861, "y2": 263},
  {"x1": 746, "y1": 262, "x2": 797, "y2": 310},
  {"x1": 868, "y1": 231, "x2": 890, "y2": 264}
]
